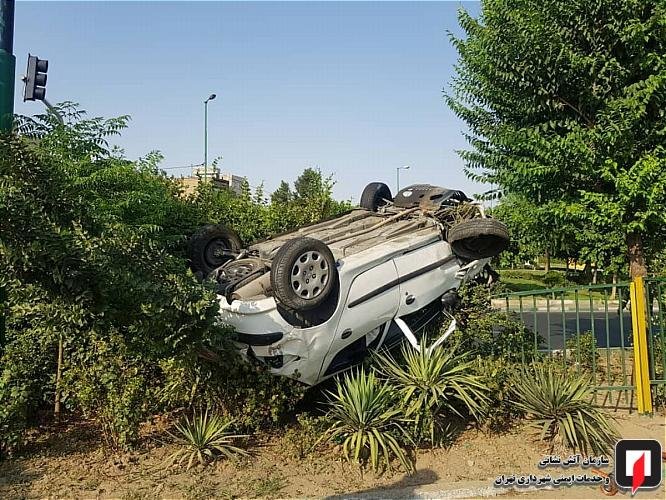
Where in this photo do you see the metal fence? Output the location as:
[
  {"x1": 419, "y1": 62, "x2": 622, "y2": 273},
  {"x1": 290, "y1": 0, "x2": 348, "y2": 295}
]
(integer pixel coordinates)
[
  {"x1": 492, "y1": 277, "x2": 666, "y2": 411},
  {"x1": 645, "y1": 278, "x2": 666, "y2": 390}
]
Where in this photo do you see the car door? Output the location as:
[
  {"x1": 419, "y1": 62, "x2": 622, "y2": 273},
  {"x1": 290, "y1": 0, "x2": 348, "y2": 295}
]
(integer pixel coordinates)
[
  {"x1": 392, "y1": 240, "x2": 457, "y2": 317},
  {"x1": 318, "y1": 259, "x2": 400, "y2": 379}
]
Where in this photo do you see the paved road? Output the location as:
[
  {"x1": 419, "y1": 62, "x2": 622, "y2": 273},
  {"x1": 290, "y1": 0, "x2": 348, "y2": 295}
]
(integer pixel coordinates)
[{"x1": 508, "y1": 311, "x2": 634, "y2": 350}]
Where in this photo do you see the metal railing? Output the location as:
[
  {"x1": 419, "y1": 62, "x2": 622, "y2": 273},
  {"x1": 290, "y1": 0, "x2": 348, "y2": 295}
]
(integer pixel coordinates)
[
  {"x1": 645, "y1": 278, "x2": 666, "y2": 389},
  {"x1": 492, "y1": 277, "x2": 666, "y2": 411}
]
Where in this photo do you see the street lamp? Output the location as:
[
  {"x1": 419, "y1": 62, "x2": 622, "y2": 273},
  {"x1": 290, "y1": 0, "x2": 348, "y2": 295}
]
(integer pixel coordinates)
[
  {"x1": 396, "y1": 165, "x2": 410, "y2": 192},
  {"x1": 204, "y1": 93, "x2": 217, "y2": 181}
]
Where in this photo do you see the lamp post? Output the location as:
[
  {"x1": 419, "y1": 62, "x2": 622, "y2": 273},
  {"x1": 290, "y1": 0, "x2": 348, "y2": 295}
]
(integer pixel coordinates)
[
  {"x1": 396, "y1": 165, "x2": 410, "y2": 192},
  {"x1": 204, "y1": 93, "x2": 216, "y2": 181}
]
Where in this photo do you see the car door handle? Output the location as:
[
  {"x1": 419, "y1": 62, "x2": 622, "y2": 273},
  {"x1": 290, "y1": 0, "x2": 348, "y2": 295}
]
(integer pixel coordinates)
[
  {"x1": 405, "y1": 295, "x2": 415, "y2": 305},
  {"x1": 341, "y1": 329, "x2": 352, "y2": 339}
]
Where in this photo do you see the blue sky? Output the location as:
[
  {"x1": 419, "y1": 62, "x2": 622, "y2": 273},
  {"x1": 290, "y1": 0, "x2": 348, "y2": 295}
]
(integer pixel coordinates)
[{"x1": 12, "y1": 1, "x2": 482, "y2": 200}]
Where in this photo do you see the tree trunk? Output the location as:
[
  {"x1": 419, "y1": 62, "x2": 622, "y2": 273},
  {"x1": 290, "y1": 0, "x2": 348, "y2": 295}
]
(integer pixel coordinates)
[
  {"x1": 54, "y1": 334, "x2": 63, "y2": 421},
  {"x1": 610, "y1": 272, "x2": 617, "y2": 300},
  {"x1": 627, "y1": 232, "x2": 647, "y2": 278},
  {"x1": 544, "y1": 249, "x2": 550, "y2": 272},
  {"x1": 592, "y1": 266, "x2": 598, "y2": 284}
]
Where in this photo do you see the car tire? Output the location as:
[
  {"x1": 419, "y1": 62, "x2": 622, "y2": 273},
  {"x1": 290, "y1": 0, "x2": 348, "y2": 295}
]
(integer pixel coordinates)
[
  {"x1": 270, "y1": 237, "x2": 338, "y2": 311},
  {"x1": 212, "y1": 258, "x2": 267, "y2": 296},
  {"x1": 188, "y1": 225, "x2": 243, "y2": 277},
  {"x1": 447, "y1": 218, "x2": 509, "y2": 260},
  {"x1": 360, "y1": 182, "x2": 392, "y2": 211}
]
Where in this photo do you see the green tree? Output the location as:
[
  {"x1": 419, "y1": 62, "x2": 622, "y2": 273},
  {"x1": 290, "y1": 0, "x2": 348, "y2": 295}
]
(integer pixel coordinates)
[
  {"x1": 448, "y1": 0, "x2": 666, "y2": 277},
  {"x1": 271, "y1": 180, "x2": 293, "y2": 204},
  {"x1": 294, "y1": 167, "x2": 323, "y2": 200}
]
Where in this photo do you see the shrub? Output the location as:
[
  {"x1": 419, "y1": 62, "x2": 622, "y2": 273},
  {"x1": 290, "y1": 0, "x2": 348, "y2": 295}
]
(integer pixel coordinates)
[
  {"x1": 542, "y1": 271, "x2": 566, "y2": 288},
  {"x1": 472, "y1": 357, "x2": 524, "y2": 432},
  {"x1": 167, "y1": 409, "x2": 248, "y2": 470},
  {"x1": 280, "y1": 413, "x2": 330, "y2": 460},
  {"x1": 375, "y1": 341, "x2": 489, "y2": 446},
  {"x1": 565, "y1": 331, "x2": 599, "y2": 371},
  {"x1": 158, "y1": 343, "x2": 307, "y2": 432},
  {"x1": 510, "y1": 365, "x2": 619, "y2": 455},
  {"x1": 451, "y1": 282, "x2": 541, "y2": 361},
  {"x1": 320, "y1": 368, "x2": 414, "y2": 474}
]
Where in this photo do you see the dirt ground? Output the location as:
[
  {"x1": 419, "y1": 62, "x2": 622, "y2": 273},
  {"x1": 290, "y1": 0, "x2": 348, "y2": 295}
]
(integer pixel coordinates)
[{"x1": 1, "y1": 410, "x2": 664, "y2": 499}]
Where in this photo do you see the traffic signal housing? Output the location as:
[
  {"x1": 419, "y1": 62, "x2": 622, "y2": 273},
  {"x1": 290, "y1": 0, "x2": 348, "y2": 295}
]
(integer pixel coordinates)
[{"x1": 23, "y1": 54, "x2": 48, "y2": 101}]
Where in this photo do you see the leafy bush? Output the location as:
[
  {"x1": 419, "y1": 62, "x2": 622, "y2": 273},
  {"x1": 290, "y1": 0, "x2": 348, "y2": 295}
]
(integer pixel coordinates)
[
  {"x1": 158, "y1": 343, "x2": 307, "y2": 432},
  {"x1": 472, "y1": 357, "x2": 524, "y2": 432},
  {"x1": 542, "y1": 271, "x2": 566, "y2": 288},
  {"x1": 280, "y1": 413, "x2": 330, "y2": 460},
  {"x1": 451, "y1": 282, "x2": 541, "y2": 361},
  {"x1": 320, "y1": 368, "x2": 414, "y2": 474},
  {"x1": 510, "y1": 365, "x2": 619, "y2": 455},
  {"x1": 565, "y1": 331, "x2": 599, "y2": 372},
  {"x1": 375, "y1": 342, "x2": 488, "y2": 446},
  {"x1": 167, "y1": 410, "x2": 248, "y2": 469}
]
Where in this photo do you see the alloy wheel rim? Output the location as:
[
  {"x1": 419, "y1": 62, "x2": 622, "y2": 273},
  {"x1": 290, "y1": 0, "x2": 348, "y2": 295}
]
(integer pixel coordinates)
[{"x1": 291, "y1": 251, "x2": 329, "y2": 299}]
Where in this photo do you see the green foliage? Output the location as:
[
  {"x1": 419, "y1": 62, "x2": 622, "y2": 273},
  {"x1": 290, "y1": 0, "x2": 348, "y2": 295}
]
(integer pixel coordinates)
[
  {"x1": 1, "y1": 107, "x2": 224, "y2": 452},
  {"x1": 159, "y1": 343, "x2": 307, "y2": 432},
  {"x1": 375, "y1": 342, "x2": 489, "y2": 446},
  {"x1": 510, "y1": 365, "x2": 619, "y2": 455},
  {"x1": 167, "y1": 410, "x2": 248, "y2": 470},
  {"x1": 321, "y1": 368, "x2": 414, "y2": 475},
  {"x1": 542, "y1": 271, "x2": 566, "y2": 288},
  {"x1": 449, "y1": 0, "x2": 666, "y2": 276},
  {"x1": 472, "y1": 357, "x2": 525, "y2": 432},
  {"x1": 280, "y1": 413, "x2": 330, "y2": 460},
  {"x1": 0, "y1": 104, "x2": 349, "y2": 454},
  {"x1": 451, "y1": 282, "x2": 541, "y2": 361},
  {"x1": 565, "y1": 331, "x2": 599, "y2": 372},
  {"x1": 188, "y1": 166, "x2": 351, "y2": 243},
  {"x1": 271, "y1": 180, "x2": 293, "y2": 205}
]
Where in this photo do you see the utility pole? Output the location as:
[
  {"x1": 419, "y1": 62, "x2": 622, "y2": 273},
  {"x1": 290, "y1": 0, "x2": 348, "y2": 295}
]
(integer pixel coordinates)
[{"x1": 0, "y1": 0, "x2": 15, "y2": 132}]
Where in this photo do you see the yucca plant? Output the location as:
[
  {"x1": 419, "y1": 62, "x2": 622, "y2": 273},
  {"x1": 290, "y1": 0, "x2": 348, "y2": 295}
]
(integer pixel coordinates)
[
  {"x1": 321, "y1": 368, "x2": 414, "y2": 474},
  {"x1": 375, "y1": 341, "x2": 490, "y2": 445},
  {"x1": 510, "y1": 365, "x2": 619, "y2": 455},
  {"x1": 167, "y1": 409, "x2": 249, "y2": 470}
]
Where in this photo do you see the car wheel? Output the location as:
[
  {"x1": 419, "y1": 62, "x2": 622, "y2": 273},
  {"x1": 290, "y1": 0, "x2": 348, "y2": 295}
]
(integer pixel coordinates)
[
  {"x1": 270, "y1": 237, "x2": 338, "y2": 311},
  {"x1": 447, "y1": 218, "x2": 509, "y2": 260},
  {"x1": 212, "y1": 258, "x2": 267, "y2": 295},
  {"x1": 360, "y1": 182, "x2": 392, "y2": 211},
  {"x1": 188, "y1": 225, "x2": 243, "y2": 276}
]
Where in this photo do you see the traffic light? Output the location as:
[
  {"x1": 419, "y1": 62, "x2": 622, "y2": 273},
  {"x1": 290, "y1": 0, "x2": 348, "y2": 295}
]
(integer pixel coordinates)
[{"x1": 23, "y1": 54, "x2": 48, "y2": 101}]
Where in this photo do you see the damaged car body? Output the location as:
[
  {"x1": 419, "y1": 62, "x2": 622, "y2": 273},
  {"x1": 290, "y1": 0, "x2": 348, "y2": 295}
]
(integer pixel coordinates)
[{"x1": 189, "y1": 182, "x2": 509, "y2": 386}]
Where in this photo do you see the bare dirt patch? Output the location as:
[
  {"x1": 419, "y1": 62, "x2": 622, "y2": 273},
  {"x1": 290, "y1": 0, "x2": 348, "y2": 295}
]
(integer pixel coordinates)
[{"x1": 1, "y1": 411, "x2": 664, "y2": 499}]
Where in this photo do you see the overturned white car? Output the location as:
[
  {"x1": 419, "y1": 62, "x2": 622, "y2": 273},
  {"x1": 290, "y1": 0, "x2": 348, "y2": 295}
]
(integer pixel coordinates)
[{"x1": 189, "y1": 182, "x2": 509, "y2": 386}]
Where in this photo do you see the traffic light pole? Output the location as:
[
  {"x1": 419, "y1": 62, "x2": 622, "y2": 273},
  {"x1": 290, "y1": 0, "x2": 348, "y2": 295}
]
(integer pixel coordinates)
[
  {"x1": 0, "y1": 0, "x2": 15, "y2": 132},
  {"x1": 0, "y1": 1, "x2": 13, "y2": 353}
]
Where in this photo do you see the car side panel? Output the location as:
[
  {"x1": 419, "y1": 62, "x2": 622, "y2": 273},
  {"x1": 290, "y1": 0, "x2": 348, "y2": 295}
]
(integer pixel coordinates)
[
  {"x1": 317, "y1": 259, "x2": 400, "y2": 380},
  {"x1": 393, "y1": 240, "x2": 458, "y2": 317}
]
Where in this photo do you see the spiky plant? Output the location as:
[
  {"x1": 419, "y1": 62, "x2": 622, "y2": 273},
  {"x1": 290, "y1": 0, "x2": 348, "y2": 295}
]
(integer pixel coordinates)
[
  {"x1": 167, "y1": 410, "x2": 249, "y2": 470},
  {"x1": 510, "y1": 365, "x2": 619, "y2": 455},
  {"x1": 375, "y1": 342, "x2": 490, "y2": 445},
  {"x1": 321, "y1": 368, "x2": 414, "y2": 474}
]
